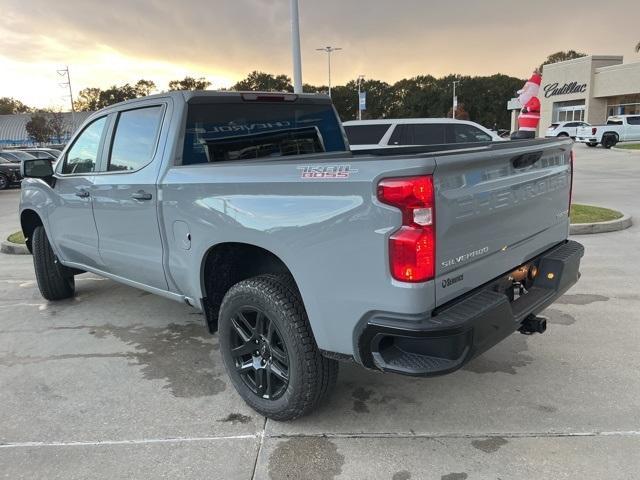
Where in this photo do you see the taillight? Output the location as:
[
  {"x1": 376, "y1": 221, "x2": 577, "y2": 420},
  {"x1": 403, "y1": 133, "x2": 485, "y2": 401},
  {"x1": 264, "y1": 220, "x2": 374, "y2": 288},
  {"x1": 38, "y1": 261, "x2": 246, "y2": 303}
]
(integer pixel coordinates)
[
  {"x1": 592, "y1": 127, "x2": 597, "y2": 135},
  {"x1": 377, "y1": 176, "x2": 435, "y2": 282},
  {"x1": 569, "y1": 150, "x2": 574, "y2": 215}
]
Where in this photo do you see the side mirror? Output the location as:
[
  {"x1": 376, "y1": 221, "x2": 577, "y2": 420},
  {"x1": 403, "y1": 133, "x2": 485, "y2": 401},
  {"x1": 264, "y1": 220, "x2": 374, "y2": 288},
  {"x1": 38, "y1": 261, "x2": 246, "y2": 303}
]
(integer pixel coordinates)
[{"x1": 21, "y1": 158, "x2": 54, "y2": 179}]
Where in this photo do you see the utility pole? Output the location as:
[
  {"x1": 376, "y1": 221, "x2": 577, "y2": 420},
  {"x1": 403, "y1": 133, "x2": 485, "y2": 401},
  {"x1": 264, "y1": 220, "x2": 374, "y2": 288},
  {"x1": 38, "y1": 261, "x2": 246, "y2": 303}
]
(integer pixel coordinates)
[
  {"x1": 289, "y1": 0, "x2": 303, "y2": 93},
  {"x1": 451, "y1": 80, "x2": 460, "y2": 119},
  {"x1": 357, "y1": 75, "x2": 365, "y2": 120},
  {"x1": 316, "y1": 46, "x2": 342, "y2": 97},
  {"x1": 57, "y1": 66, "x2": 75, "y2": 123}
]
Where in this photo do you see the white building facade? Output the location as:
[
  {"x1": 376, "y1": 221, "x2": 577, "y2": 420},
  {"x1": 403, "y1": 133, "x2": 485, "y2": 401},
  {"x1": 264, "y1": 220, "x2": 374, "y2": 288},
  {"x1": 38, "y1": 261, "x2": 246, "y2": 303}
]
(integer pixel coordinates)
[{"x1": 509, "y1": 55, "x2": 640, "y2": 134}]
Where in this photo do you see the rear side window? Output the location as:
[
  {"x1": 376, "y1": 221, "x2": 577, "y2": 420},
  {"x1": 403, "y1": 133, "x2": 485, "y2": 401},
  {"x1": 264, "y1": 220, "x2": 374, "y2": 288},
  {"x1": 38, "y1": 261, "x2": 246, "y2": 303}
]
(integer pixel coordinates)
[
  {"x1": 343, "y1": 124, "x2": 390, "y2": 145},
  {"x1": 108, "y1": 106, "x2": 163, "y2": 172},
  {"x1": 627, "y1": 116, "x2": 640, "y2": 125},
  {"x1": 452, "y1": 124, "x2": 493, "y2": 143},
  {"x1": 182, "y1": 102, "x2": 346, "y2": 165},
  {"x1": 607, "y1": 119, "x2": 623, "y2": 125},
  {"x1": 62, "y1": 117, "x2": 107, "y2": 174},
  {"x1": 389, "y1": 124, "x2": 447, "y2": 146}
]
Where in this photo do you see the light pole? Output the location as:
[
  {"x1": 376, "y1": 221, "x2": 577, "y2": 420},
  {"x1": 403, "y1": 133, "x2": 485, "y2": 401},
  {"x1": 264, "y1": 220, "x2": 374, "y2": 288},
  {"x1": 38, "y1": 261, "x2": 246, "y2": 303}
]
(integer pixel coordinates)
[
  {"x1": 316, "y1": 46, "x2": 342, "y2": 97},
  {"x1": 289, "y1": 0, "x2": 303, "y2": 93},
  {"x1": 357, "y1": 75, "x2": 365, "y2": 120},
  {"x1": 451, "y1": 80, "x2": 460, "y2": 119}
]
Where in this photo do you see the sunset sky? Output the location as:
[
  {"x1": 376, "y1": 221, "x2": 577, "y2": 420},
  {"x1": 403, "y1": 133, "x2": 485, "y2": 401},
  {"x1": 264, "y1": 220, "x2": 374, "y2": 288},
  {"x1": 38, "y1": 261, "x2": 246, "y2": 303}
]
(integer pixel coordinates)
[{"x1": 2, "y1": 0, "x2": 640, "y2": 109}]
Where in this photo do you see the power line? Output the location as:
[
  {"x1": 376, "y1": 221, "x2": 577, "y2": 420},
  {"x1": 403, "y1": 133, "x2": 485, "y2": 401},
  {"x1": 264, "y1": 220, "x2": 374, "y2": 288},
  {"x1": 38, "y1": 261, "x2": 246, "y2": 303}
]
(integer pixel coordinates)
[{"x1": 56, "y1": 66, "x2": 75, "y2": 122}]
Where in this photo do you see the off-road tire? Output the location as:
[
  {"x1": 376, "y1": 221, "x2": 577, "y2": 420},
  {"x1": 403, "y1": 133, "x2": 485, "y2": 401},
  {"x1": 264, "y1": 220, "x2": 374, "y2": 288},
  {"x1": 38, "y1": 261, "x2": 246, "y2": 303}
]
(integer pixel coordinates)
[
  {"x1": 32, "y1": 226, "x2": 75, "y2": 300},
  {"x1": 219, "y1": 274, "x2": 338, "y2": 421}
]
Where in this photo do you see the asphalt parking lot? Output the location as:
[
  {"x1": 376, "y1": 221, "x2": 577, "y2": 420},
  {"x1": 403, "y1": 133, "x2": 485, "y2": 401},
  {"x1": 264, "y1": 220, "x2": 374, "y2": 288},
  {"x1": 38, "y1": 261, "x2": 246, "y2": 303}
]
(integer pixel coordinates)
[{"x1": 1, "y1": 143, "x2": 639, "y2": 479}]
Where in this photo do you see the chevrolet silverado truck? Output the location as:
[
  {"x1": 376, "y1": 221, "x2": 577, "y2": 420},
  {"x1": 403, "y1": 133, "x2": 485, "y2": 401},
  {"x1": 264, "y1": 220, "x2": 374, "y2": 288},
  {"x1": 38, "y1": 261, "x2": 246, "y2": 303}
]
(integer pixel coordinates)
[
  {"x1": 19, "y1": 91, "x2": 583, "y2": 420},
  {"x1": 576, "y1": 114, "x2": 640, "y2": 148}
]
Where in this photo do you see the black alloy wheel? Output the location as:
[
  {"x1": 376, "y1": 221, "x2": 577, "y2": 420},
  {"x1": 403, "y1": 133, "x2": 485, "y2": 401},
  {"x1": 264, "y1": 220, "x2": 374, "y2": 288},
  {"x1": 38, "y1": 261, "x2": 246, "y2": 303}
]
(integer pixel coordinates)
[{"x1": 229, "y1": 306, "x2": 289, "y2": 400}]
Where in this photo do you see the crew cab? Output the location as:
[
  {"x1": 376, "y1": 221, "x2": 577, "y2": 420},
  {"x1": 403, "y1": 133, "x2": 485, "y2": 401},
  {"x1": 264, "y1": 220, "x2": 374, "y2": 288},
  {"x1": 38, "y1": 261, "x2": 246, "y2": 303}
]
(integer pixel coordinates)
[
  {"x1": 343, "y1": 118, "x2": 504, "y2": 151},
  {"x1": 19, "y1": 91, "x2": 583, "y2": 420},
  {"x1": 576, "y1": 115, "x2": 640, "y2": 148}
]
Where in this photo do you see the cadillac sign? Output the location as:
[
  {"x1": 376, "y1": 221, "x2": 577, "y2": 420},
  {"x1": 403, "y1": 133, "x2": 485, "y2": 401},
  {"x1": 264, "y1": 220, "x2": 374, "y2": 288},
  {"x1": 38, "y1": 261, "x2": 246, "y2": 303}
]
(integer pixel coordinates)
[{"x1": 543, "y1": 82, "x2": 587, "y2": 98}]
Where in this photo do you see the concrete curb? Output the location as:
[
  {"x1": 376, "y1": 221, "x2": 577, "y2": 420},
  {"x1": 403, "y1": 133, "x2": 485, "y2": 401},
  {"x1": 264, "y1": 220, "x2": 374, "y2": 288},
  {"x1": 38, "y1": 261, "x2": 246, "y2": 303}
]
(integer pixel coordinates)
[
  {"x1": 0, "y1": 240, "x2": 30, "y2": 255},
  {"x1": 611, "y1": 146, "x2": 640, "y2": 153},
  {"x1": 570, "y1": 214, "x2": 632, "y2": 235}
]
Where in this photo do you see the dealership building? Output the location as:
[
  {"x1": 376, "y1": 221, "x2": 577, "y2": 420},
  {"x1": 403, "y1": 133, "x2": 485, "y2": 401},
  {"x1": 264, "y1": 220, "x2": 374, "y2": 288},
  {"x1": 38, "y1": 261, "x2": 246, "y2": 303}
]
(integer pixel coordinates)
[{"x1": 509, "y1": 55, "x2": 640, "y2": 134}]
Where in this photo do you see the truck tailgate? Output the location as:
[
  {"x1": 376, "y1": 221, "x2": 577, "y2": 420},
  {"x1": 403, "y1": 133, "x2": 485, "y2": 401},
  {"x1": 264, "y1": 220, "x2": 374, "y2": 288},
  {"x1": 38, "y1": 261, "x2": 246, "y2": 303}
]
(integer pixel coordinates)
[{"x1": 433, "y1": 139, "x2": 572, "y2": 306}]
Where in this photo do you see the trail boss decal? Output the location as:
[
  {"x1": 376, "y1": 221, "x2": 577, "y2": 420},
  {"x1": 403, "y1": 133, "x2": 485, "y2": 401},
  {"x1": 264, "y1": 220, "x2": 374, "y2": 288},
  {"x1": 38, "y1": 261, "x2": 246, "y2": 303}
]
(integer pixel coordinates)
[{"x1": 298, "y1": 165, "x2": 358, "y2": 179}]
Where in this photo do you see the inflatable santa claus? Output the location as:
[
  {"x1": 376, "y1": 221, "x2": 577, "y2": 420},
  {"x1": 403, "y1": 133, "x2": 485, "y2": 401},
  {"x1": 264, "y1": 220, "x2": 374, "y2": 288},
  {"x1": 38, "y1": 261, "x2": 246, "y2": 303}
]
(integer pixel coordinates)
[{"x1": 511, "y1": 69, "x2": 542, "y2": 139}]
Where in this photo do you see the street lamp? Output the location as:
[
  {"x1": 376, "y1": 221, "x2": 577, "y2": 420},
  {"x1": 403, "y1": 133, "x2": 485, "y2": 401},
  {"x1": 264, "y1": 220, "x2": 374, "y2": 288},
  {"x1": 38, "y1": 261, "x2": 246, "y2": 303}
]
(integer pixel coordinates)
[
  {"x1": 357, "y1": 75, "x2": 365, "y2": 120},
  {"x1": 451, "y1": 80, "x2": 460, "y2": 119},
  {"x1": 316, "y1": 46, "x2": 342, "y2": 97},
  {"x1": 289, "y1": 0, "x2": 303, "y2": 94}
]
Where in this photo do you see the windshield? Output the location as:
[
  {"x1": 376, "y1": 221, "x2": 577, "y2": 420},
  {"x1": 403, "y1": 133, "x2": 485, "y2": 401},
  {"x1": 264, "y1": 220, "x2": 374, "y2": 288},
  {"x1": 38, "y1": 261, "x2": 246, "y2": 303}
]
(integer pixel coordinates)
[
  {"x1": 0, "y1": 157, "x2": 11, "y2": 164},
  {"x1": 182, "y1": 101, "x2": 347, "y2": 165}
]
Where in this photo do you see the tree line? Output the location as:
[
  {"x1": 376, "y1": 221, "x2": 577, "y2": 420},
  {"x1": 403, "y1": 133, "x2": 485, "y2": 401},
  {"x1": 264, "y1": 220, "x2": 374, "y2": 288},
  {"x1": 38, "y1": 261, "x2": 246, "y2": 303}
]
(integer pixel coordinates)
[{"x1": 2, "y1": 50, "x2": 589, "y2": 144}]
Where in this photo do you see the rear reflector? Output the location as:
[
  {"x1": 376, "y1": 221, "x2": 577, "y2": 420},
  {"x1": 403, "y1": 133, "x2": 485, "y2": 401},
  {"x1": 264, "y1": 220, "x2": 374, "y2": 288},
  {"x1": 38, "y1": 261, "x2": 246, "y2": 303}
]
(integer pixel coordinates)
[{"x1": 378, "y1": 176, "x2": 435, "y2": 283}]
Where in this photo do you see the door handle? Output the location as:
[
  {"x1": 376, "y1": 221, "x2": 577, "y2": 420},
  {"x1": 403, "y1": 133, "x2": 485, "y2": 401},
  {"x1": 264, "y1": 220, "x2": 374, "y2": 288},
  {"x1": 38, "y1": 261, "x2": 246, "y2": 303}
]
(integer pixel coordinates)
[
  {"x1": 131, "y1": 190, "x2": 153, "y2": 201},
  {"x1": 75, "y1": 190, "x2": 90, "y2": 198}
]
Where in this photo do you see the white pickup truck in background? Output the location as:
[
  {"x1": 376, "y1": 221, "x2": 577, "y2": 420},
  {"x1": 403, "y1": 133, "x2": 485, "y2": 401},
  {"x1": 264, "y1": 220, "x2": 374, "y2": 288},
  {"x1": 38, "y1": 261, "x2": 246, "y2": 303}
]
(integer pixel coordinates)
[{"x1": 576, "y1": 115, "x2": 640, "y2": 148}]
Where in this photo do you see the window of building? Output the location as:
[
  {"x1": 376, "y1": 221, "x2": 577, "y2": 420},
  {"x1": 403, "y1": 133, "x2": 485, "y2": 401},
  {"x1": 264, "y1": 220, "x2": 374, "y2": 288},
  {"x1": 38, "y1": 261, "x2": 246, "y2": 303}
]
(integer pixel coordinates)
[
  {"x1": 108, "y1": 106, "x2": 163, "y2": 172},
  {"x1": 552, "y1": 100, "x2": 585, "y2": 123}
]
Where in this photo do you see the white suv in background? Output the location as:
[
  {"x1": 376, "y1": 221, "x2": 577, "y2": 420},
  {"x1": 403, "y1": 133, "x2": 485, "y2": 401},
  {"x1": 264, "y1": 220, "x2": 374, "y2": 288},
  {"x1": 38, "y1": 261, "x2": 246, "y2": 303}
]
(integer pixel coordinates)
[
  {"x1": 545, "y1": 121, "x2": 590, "y2": 139},
  {"x1": 343, "y1": 118, "x2": 504, "y2": 151}
]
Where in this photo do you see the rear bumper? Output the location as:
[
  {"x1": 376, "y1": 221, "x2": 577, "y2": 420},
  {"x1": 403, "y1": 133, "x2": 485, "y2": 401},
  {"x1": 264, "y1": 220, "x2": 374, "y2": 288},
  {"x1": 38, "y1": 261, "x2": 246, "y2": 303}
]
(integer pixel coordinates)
[
  {"x1": 356, "y1": 240, "x2": 584, "y2": 376},
  {"x1": 576, "y1": 137, "x2": 597, "y2": 143}
]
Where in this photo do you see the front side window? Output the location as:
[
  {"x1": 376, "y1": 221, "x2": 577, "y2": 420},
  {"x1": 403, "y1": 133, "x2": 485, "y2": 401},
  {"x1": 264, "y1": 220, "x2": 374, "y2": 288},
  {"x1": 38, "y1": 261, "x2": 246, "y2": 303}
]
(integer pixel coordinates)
[
  {"x1": 452, "y1": 124, "x2": 492, "y2": 143},
  {"x1": 343, "y1": 124, "x2": 390, "y2": 145},
  {"x1": 412, "y1": 124, "x2": 447, "y2": 144},
  {"x1": 62, "y1": 117, "x2": 107, "y2": 174},
  {"x1": 109, "y1": 106, "x2": 163, "y2": 171}
]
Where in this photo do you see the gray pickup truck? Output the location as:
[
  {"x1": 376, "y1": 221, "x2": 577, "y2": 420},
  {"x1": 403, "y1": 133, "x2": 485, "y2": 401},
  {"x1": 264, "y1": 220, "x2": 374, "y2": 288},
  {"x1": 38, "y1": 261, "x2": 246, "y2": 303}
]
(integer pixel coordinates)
[{"x1": 19, "y1": 91, "x2": 583, "y2": 420}]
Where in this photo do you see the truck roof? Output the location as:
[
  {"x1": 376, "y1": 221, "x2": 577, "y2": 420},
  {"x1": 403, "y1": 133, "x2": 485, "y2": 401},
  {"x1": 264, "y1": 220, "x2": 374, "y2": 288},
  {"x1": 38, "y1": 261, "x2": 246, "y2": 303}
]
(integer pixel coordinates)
[{"x1": 104, "y1": 90, "x2": 332, "y2": 109}]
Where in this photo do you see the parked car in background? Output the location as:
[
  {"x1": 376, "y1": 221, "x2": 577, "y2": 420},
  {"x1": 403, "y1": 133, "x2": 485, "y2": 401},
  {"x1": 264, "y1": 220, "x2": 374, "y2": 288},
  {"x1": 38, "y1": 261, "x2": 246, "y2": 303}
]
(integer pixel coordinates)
[
  {"x1": 576, "y1": 115, "x2": 640, "y2": 148},
  {"x1": 343, "y1": 118, "x2": 504, "y2": 151},
  {"x1": 0, "y1": 156, "x2": 22, "y2": 189},
  {"x1": 545, "y1": 121, "x2": 590, "y2": 139},
  {"x1": 0, "y1": 150, "x2": 37, "y2": 163},
  {"x1": 21, "y1": 148, "x2": 60, "y2": 160}
]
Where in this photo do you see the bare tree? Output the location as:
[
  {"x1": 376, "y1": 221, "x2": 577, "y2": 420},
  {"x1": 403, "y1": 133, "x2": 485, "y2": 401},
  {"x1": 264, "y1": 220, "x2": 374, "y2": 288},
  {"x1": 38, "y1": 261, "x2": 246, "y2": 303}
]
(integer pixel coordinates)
[
  {"x1": 25, "y1": 114, "x2": 53, "y2": 144},
  {"x1": 47, "y1": 111, "x2": 70, "y2": 143}
]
